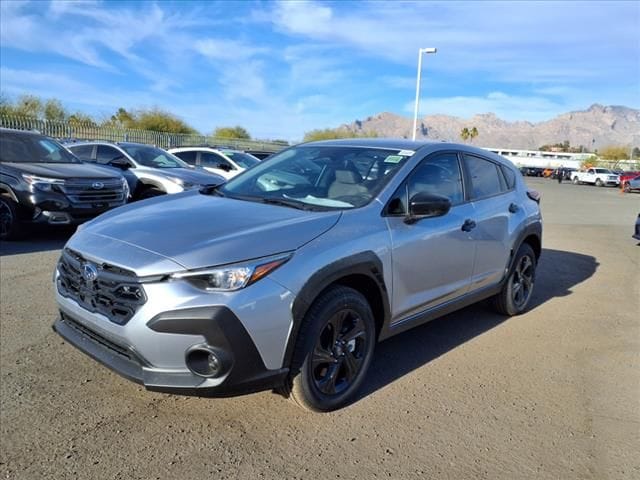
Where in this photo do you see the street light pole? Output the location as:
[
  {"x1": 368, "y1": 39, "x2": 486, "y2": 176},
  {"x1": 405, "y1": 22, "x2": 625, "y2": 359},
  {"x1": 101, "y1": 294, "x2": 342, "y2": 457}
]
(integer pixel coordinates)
[{"x1": 412, "y1": 47, "x2": 437, "y2": 141}]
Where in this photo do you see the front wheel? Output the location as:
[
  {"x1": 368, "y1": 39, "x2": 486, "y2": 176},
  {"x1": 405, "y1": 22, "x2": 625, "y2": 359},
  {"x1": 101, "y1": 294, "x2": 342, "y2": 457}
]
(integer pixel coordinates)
[
  {"x1": 492, "y1": 243, "x2": 537, "y2": 316},
  {"x1": 595, "y1": 178, "x2": 604, "y2": 187},
  {"x1": 0, "y1": 197, "x2": 23, "y2": 241},
  {"x1": 572, "y1": 177, "x2": 580, "y2": 185},
  {"x1": 286, "y1": 286, "x2": 376, "y2": 412}
]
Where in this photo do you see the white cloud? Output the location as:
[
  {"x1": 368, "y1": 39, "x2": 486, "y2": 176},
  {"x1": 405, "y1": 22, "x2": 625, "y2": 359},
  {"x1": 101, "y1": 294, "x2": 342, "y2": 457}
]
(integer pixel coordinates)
[{"x1": 195, "y1": 39, "x2": 268, "y2": 61}]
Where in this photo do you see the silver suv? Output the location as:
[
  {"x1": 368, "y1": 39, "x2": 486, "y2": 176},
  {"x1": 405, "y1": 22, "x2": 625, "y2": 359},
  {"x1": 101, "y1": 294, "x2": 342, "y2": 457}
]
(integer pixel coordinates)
[
  {"x1": 53, "y1": 139, "x2": 542, "y2": 411},
  {"x1": 66, "y1": 141, "x2": 224, "y2": 200}
]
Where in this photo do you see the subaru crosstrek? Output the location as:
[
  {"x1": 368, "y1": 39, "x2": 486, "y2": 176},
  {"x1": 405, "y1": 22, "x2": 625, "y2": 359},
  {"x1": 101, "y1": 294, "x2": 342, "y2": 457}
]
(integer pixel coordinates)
[{"x1": 53, "y1": 139, "x2": 542, "y2": 411}]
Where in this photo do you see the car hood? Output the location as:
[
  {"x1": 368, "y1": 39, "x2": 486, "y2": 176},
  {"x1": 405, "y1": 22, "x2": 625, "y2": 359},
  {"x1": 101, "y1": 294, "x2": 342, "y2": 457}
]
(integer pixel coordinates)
[
  {"x1": 3, "y1": 162, "x2": 122, "y2": 180},
  {"x1": 138, "y1": 167, "x2": 224, "y2": 185},
  {"x1": 72, "y1": 191, "x2": 341, "y2": 272}
]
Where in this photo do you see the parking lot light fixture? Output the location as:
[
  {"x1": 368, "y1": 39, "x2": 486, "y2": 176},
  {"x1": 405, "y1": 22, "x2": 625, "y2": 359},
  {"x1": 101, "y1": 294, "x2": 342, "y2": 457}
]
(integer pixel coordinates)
[{"x1": 412, "y1": 47, "x2": 437, "y2": 141}]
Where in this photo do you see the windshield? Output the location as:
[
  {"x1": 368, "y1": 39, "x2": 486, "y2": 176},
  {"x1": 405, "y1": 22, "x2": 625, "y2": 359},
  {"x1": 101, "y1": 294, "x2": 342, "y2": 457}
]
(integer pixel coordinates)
[
  {"x1": 120, "y1": 144, "x2": 188, "y2": 169},
  {"x1": 0, "y1": 132, "x2": 80, "y2": 164},
  {"x1": 221, "y1": 150, "x2": 260, "y2": 169},
  {"x1": 219, "y1": 145, "x2": 414, "y2": 210}
]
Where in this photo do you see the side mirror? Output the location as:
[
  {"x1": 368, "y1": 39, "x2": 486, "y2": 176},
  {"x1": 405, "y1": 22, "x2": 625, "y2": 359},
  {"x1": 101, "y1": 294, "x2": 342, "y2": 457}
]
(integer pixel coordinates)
[
  {"x1": 405, "y1": 192, "x2": 451, "y2": 224},
  {"x1": 109, "y1": 157, "x2": 131, "y2": 170}
]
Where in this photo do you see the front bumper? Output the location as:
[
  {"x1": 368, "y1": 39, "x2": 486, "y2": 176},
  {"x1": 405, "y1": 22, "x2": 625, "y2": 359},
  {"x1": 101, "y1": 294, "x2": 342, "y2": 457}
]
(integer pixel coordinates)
[
  {"x1": 53, "y1": 266, "x2": 295, "y2": 396},
  {"x1": 20, "y1": 190, "x2": 125, "y2": 225},
  {"x1": 54, "y1": 306, "x2": 289, "y2": 397}
]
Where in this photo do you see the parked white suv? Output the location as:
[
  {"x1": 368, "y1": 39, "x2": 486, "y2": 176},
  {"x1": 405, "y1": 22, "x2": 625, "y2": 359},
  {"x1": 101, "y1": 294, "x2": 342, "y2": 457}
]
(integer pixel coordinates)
[
  {"x1": 169, "y1": 147, "x2": 260, "y2": 180},
  {"x1": 571, "y1": 168, "x2": 620, "y2": 187}
]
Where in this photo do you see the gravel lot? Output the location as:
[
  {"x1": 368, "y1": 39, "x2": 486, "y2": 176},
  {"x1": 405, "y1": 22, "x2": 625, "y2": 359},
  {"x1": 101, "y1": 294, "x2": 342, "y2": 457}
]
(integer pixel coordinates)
[{"x1": 1, "y1": 178, "x2": 638, "y2": 480}]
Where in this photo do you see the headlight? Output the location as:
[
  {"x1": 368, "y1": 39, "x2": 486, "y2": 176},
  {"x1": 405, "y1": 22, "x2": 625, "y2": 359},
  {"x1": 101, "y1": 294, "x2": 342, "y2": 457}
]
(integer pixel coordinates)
[
  {"x1": 172, "y1": 178, "x2": 196, "y2": 190},
  {"x1": 170, "y1": 252, "x2": 293, "y2": 292},
  {"x1": 22, "y1": 174, "x2": 65, "y2": 192}
]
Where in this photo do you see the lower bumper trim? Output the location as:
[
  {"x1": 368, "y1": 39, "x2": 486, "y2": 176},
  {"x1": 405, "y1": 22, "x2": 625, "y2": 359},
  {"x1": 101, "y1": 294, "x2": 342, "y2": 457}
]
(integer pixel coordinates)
[{"x1": 53, "y1": 310, "x2": 289, "y2": 397}]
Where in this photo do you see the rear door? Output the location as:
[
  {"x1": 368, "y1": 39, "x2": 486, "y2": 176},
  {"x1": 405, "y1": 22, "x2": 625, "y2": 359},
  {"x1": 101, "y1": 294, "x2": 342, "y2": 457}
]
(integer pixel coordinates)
[
  {"x1": 462, "y1": 154, "x2": 520, "y2": 291},
  {"x1": 386, "y1": 151, "x2": 476, "y2": 322}
]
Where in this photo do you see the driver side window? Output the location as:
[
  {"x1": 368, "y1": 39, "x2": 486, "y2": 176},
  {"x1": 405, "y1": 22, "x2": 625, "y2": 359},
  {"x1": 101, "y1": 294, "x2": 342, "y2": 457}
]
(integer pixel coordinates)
[
  {"x1": 409, "y1": 153, "x2": 464, "y2": 205},
  {"x1": 387, "y1": 153, "x2": 464, "y2": 215}
]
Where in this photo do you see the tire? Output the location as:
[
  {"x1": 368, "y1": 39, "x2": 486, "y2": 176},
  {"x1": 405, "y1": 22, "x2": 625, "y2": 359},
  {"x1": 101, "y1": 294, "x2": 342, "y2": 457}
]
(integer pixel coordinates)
[
  {"x1": 623, "y1": 182, "x2": 631, "y2": 193},
  {"x1": 492, "y1": 243, "x2": 537, "y2": 316},
  {"x1": 285, "y1": 285, "x2": 376, "y2": 412},
  {"x1": 138, "y1": 187, "x2": 165, "y2": 200},
  {"x1": 572, "y1": 176, "x2": 580, "y2": 185},
  {"x1": 595, "y1": 178, "x2": 604, "y2": 187},
  {"x1": 0, "y1": 197, "x2": 23, "y2": 241}
]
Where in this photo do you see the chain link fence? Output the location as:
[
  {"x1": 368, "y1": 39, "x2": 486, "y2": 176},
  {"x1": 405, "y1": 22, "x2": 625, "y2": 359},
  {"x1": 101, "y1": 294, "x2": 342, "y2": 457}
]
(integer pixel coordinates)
[{"x1": 0, "y1": 115, "x2": 288, "y2": 153}]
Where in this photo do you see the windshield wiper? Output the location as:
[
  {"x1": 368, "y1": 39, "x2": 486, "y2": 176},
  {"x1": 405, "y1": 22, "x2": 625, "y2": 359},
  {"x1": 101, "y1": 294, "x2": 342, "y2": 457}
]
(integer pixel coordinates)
[{"x1": 260, "y1": 197, "x2": 313, "y2": 210}]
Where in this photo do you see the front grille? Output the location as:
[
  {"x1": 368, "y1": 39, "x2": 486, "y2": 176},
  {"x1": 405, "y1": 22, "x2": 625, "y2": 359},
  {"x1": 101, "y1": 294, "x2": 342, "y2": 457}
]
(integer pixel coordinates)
[
  {"x1": 59, "y1": 178, "x2": 125, "y2": 205},
  {"x1": 61, "y1": 313, "x2": 133, "y2": 360},
  {"x1": 57, "y1": 249, "x2": 146, "y2": 325}
]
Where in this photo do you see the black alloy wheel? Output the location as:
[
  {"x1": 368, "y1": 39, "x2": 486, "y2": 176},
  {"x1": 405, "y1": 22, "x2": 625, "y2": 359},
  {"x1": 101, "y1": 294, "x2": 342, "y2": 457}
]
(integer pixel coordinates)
[
  {"x1": 510, "y1": 254, "x2": 535, "y2": 310},
  {"x1": 492, "y1": 243, "x2": 537, "y2": 316},
  {"x1": 286, "y1": 286, "x2": 376, "y2": 412},
  {"x1": 311, "y1": 308, "x2": 367, "y2": 395}
]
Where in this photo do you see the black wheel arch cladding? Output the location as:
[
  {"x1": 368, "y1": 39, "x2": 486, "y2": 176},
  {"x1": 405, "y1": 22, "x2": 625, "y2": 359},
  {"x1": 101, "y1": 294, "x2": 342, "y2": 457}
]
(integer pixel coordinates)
[{"x1": 283, "y1": 251, "x2": 391, "y2": 369}]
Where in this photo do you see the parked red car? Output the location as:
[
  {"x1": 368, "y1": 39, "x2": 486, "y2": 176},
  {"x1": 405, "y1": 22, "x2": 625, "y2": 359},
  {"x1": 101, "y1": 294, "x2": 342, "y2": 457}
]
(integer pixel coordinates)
[{"x1": 620, "y1": 171, "x2": 640, "y2": 189}]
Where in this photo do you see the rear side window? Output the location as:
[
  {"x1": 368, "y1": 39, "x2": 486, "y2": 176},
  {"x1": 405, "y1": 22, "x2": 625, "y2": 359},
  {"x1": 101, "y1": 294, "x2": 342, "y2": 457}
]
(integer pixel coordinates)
[
  {"x1": 173, "y1": 150, "x2": 197, "y2": 165},
  {"x1": 500, "y1": 165, "x2": 516, "y2": 190},
  {"x1": 463, "y1": 154, "x2": 504, "y2": 199},
  {"x1": 69, "y1": 145, "x2": 94, "y2": 161},
  {"x1": 96, "y1": 145, "x2": 123, "y2": 164}
]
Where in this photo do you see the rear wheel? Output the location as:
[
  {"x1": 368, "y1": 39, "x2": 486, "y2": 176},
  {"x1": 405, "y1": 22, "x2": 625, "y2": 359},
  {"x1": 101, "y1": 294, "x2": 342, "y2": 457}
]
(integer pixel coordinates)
[
  {"x1": 0, "y1": 197, "x2": 22, "y2": 241},
  {"x1": 285, "y1": 286, "x2": 376, "y2": 412},
  {"x1": 492, "y1": 243, "x2": 537, "y2": 316}
]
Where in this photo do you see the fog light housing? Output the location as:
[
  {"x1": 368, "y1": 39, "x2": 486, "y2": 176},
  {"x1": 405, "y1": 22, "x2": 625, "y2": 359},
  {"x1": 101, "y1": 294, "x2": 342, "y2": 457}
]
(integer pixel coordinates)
[{"x1": 185, "y1": 346, "x2": 227, "y2": 378}]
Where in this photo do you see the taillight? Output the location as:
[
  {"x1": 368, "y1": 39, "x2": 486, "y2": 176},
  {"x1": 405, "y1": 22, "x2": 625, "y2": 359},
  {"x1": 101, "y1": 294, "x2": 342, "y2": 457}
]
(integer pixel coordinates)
[{"x1": 527, "y1": 190, "x2": 541, "y2": 203}]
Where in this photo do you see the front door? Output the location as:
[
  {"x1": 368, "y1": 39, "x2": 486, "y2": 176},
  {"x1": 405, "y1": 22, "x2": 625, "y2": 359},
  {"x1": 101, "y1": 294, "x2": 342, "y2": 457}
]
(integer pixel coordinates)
[{"x1": 386, "y1": 152, "x2": 476, "y2": 323}]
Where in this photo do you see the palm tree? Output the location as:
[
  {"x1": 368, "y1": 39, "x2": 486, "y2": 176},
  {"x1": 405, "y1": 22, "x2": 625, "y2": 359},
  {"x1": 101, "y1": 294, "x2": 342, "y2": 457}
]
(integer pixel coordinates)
[
  {"x1": 470, "y1": 126, "x2": 479, "y2": 143},
  {"x1": 460, "y1": 127, "x2": 470, "y2": 142}
]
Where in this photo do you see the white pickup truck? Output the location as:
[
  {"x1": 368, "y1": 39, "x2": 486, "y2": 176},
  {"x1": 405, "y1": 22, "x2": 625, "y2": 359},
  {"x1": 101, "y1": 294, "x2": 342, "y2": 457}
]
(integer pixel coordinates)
[{"x1": 571, "y1": 168, "x2": 620, "y2": 187}]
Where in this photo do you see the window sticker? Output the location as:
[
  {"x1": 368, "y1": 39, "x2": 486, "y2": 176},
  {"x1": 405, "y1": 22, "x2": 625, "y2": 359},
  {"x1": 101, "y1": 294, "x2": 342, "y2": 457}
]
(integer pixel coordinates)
[{"x1": 384, "y1": 155, "x2": 403, "y2": 163}]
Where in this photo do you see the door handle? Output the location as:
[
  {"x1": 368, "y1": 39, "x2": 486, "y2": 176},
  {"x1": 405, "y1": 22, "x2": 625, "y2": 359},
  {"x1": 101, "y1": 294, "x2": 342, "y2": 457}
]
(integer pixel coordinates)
[
  {"x1": 509, "y1": 203, "x2": 520, "y2": 213},
  {"x1": 461, "y1": 219, "x2": 476, "y2": 232}
]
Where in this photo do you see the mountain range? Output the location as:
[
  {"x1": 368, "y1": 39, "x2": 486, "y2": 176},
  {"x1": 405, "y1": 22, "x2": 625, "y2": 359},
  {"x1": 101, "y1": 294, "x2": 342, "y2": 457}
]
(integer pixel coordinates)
[{"x1": 340, "y1": 104, "x2": 640, "y2": 150}]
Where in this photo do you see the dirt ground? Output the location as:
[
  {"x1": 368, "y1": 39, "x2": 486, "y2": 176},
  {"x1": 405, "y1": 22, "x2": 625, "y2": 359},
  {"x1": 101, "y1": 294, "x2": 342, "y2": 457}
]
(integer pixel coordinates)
[{"x1": 1, "y1": 178, "x2": 638, "y2": 479}]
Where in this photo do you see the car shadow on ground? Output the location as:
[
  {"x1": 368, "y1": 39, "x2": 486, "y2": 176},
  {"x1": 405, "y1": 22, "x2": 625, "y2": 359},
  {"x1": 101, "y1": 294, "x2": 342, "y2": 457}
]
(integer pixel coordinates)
[
  {"x1": 355, "y1": 248, "x2": 599, "y2": 404},
  {"x1": 0, "y1": 226, "x2": 75, "y2": 257}
]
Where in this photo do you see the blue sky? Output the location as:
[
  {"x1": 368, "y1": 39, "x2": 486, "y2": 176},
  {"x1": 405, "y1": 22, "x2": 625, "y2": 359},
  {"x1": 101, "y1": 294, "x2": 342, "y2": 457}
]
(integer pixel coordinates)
[{"x1": 1, "y1": 0, "x2": 638, "y2": 141}]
